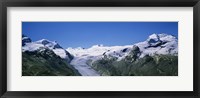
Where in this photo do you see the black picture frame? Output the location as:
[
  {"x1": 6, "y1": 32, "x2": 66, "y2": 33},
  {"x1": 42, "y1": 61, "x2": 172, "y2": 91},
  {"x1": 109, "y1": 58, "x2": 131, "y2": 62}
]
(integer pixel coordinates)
[{"x1": 0, "y1": 0, "x2": 200, "y2": 98}]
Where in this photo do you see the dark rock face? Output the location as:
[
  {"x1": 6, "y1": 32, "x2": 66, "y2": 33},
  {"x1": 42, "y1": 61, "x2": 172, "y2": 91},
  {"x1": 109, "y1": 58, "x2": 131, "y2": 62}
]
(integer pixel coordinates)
[
  {"x1": 147, "y1": 34, "x2": 162, "y2": 47},
  {"x1": 132, "y1": 45, "x2": 140, "y2": 52},
  {"x1": 128, "y1": 45, "x2": 141, "y2": 61},
  {"x1": 53, "y1": 43, "x2": 63, "y2": 49},
  {"x1": 39, "y1": 39, "x2": 63, "y2": 49},
  {"x1": 148, "y1": 39, "x2": 162, "y2": 46},
  {"x1": 22, "y1": 34, "x2": 32, "y2": 46},
  {"x1": 122, "y1": 48, "x2": 128, "y2": 52},
  {"x1": 41, "y1": 40, "x2": 50, "y2": 45},
  {"x1": 65, "y1": 51, "x2": 74, "y2": 62},
  {"x1": 130, "y1": 45, "x2": 140, "y2": 56}
]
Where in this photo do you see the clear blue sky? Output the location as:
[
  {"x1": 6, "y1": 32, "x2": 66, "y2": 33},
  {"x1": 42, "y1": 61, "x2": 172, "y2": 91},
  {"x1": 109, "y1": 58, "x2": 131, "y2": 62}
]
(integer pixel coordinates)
[{"x1": 22, "y1": 22, "x2": 178, "y2": 48}]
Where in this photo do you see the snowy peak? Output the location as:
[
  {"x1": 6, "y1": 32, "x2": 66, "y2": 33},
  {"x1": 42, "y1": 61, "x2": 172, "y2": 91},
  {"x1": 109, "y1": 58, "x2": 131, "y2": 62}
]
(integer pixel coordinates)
[
  {"x1": 146, "y1": 33, "x2": 177, "y2": 47},
  {"x1": 36, "y1": 39, "x2": 51, "y2": 45},
  {"x1": 22, "y1": 33, "x2": 177, "y2": 64},
  {"x1": 147, "y1": 33, "x2": 160, "y2": 42},
  {"x1": 147, "y1": 33, "x2": 162, "y2": 47},
  {"x1": 35, "y1": 39, "x2": 62, "y2": 49},
  {"x1": 147, "y1": 33, "x2": 177, "y2": 42},
  {"x1": 22, "y1": 35, "x2": 73, "y2": 61},
  {"x1": 158, "y1": 33, "x2": 177, "y2": 42},
  {"x1": 67, "y1": 33, "x2": 178, "y2": 63},
  {"x1": 136, "y1": 33, "x2": 178, "y2": 57}
]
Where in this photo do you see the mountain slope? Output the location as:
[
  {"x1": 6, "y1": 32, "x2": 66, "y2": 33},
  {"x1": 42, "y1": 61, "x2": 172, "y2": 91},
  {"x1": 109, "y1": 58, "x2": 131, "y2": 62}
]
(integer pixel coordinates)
[
  {"x1": 22, "y1": 49, "x2": 80, "y2": 76},
  {"x1": 22, "y1": 35, "x2": 80, "y2": 76},
  {"x1": 90, "y1": 47, "x2": 178, "y2": 76},
  {"x1": 23, "y1": 37, "x2": 73, "y2": 62}
]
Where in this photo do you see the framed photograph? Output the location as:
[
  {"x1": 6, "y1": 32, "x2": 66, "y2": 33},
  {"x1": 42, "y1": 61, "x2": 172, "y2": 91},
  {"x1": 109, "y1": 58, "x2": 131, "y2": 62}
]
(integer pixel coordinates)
[{"x1": 0, "y1": 0, "x2": 199, "y2": 98}]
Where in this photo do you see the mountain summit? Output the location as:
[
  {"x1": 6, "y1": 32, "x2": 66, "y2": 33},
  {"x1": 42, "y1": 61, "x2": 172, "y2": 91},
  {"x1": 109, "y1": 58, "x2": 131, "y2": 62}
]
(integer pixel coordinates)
[
  {"x1": 22, "y1": 35, "x2": 73, "y2": 61},
  {"x1": 67, "y1": 33, "x2": 178, "y2": 62},
  {"x1": 136, "y1": 33, "x2": 178, "y2": 57}
]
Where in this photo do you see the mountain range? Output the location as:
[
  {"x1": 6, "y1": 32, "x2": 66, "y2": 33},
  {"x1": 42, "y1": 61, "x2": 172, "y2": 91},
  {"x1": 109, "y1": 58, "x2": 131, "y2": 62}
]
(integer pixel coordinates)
[{"x1": 22, "y1": 33, "x2": 178, "y2": 76}]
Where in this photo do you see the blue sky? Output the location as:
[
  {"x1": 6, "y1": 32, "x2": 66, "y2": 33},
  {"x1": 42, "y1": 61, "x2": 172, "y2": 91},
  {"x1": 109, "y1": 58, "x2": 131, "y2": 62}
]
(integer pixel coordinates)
[{"x1": 22, "y1": 22, "x2": 178, "y2": 48}]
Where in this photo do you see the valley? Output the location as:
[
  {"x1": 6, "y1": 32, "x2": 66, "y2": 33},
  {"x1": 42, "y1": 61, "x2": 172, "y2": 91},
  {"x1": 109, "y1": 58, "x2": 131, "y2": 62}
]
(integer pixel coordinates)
[{"x1": 22, "y1": 33, "x2": 178, "y2": 76}]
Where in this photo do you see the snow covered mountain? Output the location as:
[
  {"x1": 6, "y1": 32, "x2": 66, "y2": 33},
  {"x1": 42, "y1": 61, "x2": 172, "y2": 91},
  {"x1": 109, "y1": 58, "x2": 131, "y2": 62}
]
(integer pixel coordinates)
[
  {"x1": 22, "y1": 35, "x2": 73, "y2": 62},
  {"x1": 67, "y1": 33, "x2": 178, "y2": 62},
  {"x1": 66, "y1": 33, "x2": 178, "y2": 76},
  {"x1": 136, "y1": 33, "x2": 178, "y2": 57},
  {"x1": 22, "y1": 33, "x2": 178, "y2": 76},
  {"x1": 67, "y1": 45, "x2": 133, "y2": 76}
]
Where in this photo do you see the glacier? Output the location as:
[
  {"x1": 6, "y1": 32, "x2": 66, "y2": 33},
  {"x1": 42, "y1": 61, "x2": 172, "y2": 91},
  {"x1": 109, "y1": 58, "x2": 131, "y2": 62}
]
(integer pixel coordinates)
[{"x1": 22, "y1": 33, "x2": 178, "y2": 76}]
